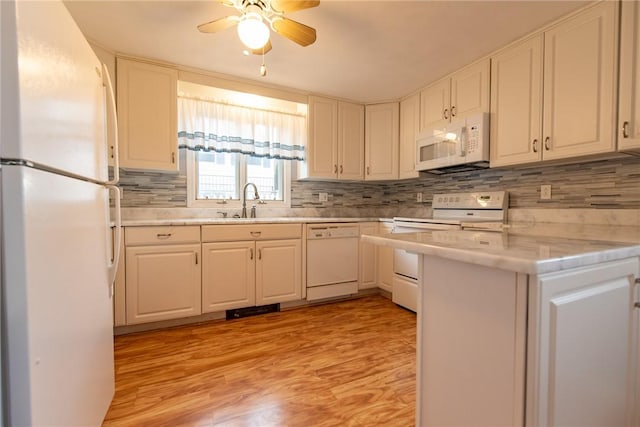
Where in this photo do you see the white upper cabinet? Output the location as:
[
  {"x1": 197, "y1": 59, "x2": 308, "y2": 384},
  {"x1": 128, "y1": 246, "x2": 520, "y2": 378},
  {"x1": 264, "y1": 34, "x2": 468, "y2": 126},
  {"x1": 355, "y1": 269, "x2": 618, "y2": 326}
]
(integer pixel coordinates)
[
  {"x1": 420, "y1": 59, "x2": 490, "y2": 131},
  {"x1": 303, "y1": 96, "x2": 338, "y2": 179},
  {"x1": 365, "y1": 102, "x2": 399, "y2": 180},
  {"x1": 491, "y1": 2, "x2": 618, "y2": 167},
  {"x1": 490, "y1": 35, "x2": 544, "y2": 167},
  {"x1": 399, "y1": 94, "x2": 420, "y2": 179},
  {"x1": 542, "y1": 1, "x2": 617, "y2": 161},
  {"x1": 618, "y1": 0, "x2": 640, "y2": 152},
  {"x1": 338, "y1": 102, "x2": 365, "y2": 180},
  {"x1": 301, "y1": 96, "x2": 364, "y2": 180},
  {"x1": 116, "y1": 58, "x2": 178, "y2": 172}
]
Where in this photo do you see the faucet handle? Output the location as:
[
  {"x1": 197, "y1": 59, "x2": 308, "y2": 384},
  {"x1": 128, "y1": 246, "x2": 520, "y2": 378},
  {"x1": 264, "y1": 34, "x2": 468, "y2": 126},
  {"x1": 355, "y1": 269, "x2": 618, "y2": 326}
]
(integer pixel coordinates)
[
  {"x1": 217, "y1": 211, "x2": 228, "y2": 219},
  {"x1": 250, "y1": 205, "x2": 257, "y2": 218}
]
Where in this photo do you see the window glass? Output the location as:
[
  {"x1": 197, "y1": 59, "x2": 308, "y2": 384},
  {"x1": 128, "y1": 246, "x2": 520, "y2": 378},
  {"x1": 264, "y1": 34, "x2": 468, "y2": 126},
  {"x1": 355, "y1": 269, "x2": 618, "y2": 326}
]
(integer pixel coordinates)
[
  {"x1": 247, "y1": 157, "x2": 283, "y2": 201},
  {"x1": 196, "y1": 151, "x2": 239, "y2": 200}
]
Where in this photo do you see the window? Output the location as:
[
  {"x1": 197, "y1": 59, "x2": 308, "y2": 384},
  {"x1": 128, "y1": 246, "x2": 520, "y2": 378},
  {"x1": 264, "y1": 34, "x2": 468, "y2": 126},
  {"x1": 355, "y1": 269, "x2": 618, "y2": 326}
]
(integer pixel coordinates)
[
  {"x1": 191, "y1": 151, "x2": 288, "y2": 205},
  {"x1": 179, "y1": 82, "x2": 305, "y2": 208}
]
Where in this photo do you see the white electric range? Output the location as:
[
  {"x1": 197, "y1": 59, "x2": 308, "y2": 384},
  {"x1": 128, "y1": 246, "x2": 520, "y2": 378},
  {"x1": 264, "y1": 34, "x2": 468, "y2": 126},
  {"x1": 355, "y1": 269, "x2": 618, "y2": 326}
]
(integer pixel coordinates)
[{"x1": 391, "y1": 191, "x2": 509, "y2": 311}]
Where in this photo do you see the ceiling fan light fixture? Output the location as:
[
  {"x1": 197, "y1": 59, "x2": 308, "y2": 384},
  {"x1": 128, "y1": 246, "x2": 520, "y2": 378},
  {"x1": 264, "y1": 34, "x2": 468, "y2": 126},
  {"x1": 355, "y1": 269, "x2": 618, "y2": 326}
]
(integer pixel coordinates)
[{"x1": 237, "y1": 12, "x2": 270, "y2": 50}]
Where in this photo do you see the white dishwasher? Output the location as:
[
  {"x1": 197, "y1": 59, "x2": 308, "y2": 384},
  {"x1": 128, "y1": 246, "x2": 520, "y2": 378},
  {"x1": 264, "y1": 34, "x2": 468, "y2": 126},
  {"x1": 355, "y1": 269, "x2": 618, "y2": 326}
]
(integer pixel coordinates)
[{"x1": 306, "y1": 223, "x2": 359, "y2": 301}]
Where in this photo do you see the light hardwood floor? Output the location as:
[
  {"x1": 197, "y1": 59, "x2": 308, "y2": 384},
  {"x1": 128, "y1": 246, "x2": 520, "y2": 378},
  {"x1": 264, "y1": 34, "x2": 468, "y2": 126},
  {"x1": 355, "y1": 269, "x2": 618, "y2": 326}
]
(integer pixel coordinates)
[{"x1": 103, "y1": 295, "x2": 416, "y2": 426}]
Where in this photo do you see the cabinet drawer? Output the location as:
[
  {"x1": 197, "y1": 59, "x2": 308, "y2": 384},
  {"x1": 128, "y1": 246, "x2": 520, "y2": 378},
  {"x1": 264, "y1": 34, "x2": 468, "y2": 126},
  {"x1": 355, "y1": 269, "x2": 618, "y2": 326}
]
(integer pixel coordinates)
[
  {"x1": 202, "y1": 223, "x2": 302, "y2": 242},
  {"x1": 125, "y1": 226, "x2": 200, "y2": 246}
]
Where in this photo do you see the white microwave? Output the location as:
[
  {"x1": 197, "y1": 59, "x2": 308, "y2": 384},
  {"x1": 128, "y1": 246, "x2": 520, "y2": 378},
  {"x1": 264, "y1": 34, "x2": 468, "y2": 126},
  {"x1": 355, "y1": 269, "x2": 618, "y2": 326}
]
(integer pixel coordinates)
[{"x1": 416, "y1": 112, "x2": 490, "y2": 174}]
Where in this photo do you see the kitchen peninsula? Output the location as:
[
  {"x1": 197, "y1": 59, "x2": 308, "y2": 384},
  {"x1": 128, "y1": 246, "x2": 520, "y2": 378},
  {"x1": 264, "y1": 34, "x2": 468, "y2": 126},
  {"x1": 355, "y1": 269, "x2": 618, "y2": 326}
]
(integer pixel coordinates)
[{"x1": 361, "y1": 225, "x2": 640, "y2": 427}]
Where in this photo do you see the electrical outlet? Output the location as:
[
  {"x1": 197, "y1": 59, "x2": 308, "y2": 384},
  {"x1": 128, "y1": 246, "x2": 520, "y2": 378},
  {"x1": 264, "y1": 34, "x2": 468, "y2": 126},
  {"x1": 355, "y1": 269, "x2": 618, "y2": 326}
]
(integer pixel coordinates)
[
  {"x1": 540, "y1": 184, "x2": 552, "y2": 200},
  {"x1": 416, "y1": 193, "x2": 423, "y2": 203},
  {"x1": 319, "y1": 192, "x2": 328, "y2": 202}
]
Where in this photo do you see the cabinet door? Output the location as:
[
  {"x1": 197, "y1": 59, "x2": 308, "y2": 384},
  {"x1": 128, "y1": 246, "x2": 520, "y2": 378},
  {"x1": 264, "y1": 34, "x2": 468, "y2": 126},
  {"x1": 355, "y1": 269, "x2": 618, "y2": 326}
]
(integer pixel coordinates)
[
  {"x1": 338, "y1": 102, "x2": 365, "y2": 180},
  {"x1": 377, "y1": 222, "x2": 394, "y2": 293},
  {"x1": 399, "y1": 94, "x2": 420, "y2": 179},
  {"x1": 256, "y1": 239, "x2": 302, "y2": 305},
  {"x1": 359, "y1": 223, "x2": 378, "y2": 289},
  {"x1": 420, "y1": 78, "x2": 450, "y2": 131},
  {"x1": 542, "y1": 2, "x2": 618, "y2": 160},
  {"x1": 202, "y1": 241, "x2": 256, "y2": 312},
  {"x1": 490, "y1": 35, "x2": 544, "y2": 167},
  {"x1": 304, "y1": 96, "x2": 338, "y2": 179},
  {"x1": 365, "y1": 102, "x2": 399, "y2": 181},
  {"x1": 125, "y1": 244, "x2": 201, "y2": 324},
  {"x1": 450, "y1": 59, "x2": 490, "y2": 121},
  {"x1": 117, "y1": 58, "x2": 178, "y2": 171},
  {"x1": 528, "y1": 258, "x2": 639, "y2": 427},
  {"x1": 619, "y1": 0, "x2": 640, "y2": 151}
]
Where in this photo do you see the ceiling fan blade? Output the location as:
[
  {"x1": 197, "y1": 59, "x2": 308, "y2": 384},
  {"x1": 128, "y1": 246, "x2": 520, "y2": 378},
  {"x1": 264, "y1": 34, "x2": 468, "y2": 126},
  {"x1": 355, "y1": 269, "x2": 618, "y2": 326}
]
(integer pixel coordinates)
[
  {"x1": 197, "y1": 15, "x2": 240, "y2": 33},
  {"x1": 270, "y1": 0, "x2": 319, "y2": 13},
  {"x1": 272, "y1": 17, "x2": 316, "y2": 47},
  {"x1": 249, "y1": 39, "x2": 273, "y2": 55}
]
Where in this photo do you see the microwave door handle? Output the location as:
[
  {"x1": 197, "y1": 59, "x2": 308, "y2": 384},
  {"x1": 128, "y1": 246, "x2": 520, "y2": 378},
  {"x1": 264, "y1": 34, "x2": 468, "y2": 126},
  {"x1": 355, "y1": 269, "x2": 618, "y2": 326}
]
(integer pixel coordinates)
[{"x1": 460, "y1": 127, "x2": 466, "y2": 157}]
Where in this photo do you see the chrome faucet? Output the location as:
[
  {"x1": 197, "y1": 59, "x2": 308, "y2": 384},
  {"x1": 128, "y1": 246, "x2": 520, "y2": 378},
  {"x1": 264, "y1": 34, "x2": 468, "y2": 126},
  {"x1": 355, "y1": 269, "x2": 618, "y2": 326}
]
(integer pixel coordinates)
[{"x1": 241, "y1": 182, "x2": 260, "y2": 218}]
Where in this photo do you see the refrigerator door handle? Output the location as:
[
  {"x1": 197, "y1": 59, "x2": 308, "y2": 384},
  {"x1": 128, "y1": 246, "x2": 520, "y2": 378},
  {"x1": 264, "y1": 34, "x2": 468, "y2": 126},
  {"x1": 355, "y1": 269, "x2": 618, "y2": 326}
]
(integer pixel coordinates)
[
  {"x1": 107, "y1": 185, "x2": 122, "y2": 293},
  {"x1": 102, "y1": 63, "x2": 120, "y2": 185}
]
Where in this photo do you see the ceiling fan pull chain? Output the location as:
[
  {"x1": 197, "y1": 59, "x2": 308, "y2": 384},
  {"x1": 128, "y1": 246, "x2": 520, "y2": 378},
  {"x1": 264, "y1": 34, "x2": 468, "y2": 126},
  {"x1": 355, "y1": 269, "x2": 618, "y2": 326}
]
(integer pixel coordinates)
[{"x1": 260, "y1": 45, "x2": 267, "y2": 76}]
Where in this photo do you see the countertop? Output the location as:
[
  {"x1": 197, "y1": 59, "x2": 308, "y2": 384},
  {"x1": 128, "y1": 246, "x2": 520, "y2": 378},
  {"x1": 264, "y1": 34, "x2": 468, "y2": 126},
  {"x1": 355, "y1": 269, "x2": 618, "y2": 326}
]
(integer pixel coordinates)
[
  {"x1": 361, "y1": 224, "x2": 640, "y2": 275},
  {"x1": 121, "y1": 217, "x2": 385, "y2": 227}
]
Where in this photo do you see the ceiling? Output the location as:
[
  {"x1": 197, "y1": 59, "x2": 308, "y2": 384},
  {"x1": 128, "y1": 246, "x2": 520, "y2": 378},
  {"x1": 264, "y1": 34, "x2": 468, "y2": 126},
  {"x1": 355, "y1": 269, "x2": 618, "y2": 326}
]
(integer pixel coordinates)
[{"x1": 64, "y1": 0, "x2": 588, "y2": 104}]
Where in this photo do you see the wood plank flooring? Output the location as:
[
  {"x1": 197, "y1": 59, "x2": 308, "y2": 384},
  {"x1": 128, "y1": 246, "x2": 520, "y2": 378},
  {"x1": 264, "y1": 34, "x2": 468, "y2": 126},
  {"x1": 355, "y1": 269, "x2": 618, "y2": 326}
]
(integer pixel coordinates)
[{"x1": 103, "y1": 295, "x2": 416, "y2": 426}]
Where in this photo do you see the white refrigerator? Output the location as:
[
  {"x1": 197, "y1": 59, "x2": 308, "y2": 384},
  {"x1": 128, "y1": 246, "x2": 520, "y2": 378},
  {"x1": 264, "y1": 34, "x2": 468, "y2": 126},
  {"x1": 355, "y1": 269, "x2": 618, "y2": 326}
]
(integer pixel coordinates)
[{"x1": 0, "y1": 0, "x2": 121, "y2": 425}]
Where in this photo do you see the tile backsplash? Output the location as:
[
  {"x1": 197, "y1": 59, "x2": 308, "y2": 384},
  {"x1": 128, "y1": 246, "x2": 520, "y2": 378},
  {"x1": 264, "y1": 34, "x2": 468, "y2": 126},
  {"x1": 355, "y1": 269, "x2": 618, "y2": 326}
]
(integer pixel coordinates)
[{"x1": 117, "y1": 154, "x2": 640, "y2": 215}]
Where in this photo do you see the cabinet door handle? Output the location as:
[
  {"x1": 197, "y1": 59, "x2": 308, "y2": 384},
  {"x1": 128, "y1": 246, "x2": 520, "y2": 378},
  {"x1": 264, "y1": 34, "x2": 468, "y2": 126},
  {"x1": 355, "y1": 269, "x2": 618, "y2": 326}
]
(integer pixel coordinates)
[
  {"x1": 532, "y1": 139, "x2": 538, "y2": 153},
  {"x1": 635, "y1": 302, "x2": 640, "y2": 309},
  {"x1": 172, "y1": 152, "x2": 176, "y2": 164},
  {"x1": 366, "y1": 166, "x2": 370, "y2": 175},
  {"x1": 195, "y1": 252, "x2": 198, "y2": 265},
  {"x1": 340, "y1": 165, "x2": 343, "y2": 174},
  {"x1": 443, "y1": 108, "x2": 449, "y2": 120},
  {"x1": 451, "y1": 106, "x2": 456, "y2": 117},
  {"x1": 544, "y1": 137, "x2": 551, "y2": 151},
  {"x1": 623, "y1": 121, "x2": 630, "y2": 138},
  {"x1": 250, "y1": 248, "x2": 254, "y2": 260},
  {"x1": 110, "y1": 145, "x2": 115, "y2": 159},
  {"x1": 156, "y1": 233, "x2": 172, "y2": 239},
  {"x1": 250, "y1": 231, "x2": 262, "y2": 237},
  {"x1": 334, "y1": 164, "x2": 338, "y2": 174},
  {"x1": 258, "y1": 249, "x2": 262, "y2": 260}
]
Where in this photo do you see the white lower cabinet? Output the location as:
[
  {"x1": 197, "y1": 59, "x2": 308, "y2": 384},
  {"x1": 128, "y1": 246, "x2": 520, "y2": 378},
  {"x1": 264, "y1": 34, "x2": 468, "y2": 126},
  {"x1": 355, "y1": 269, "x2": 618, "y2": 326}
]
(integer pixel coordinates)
[
  {"x1": 124, "y1": 226, "x2": 202, "y2": 325},
  {"x1": 125, "y1": 244, "x2": 201, "y2": 325},
  {"x1": 527, "y1": 257, "x2": 639, "y2": 427},
  {"x1": 201, "y1": 224, "x2": 303, "y2": 312},
  {"x1": 377, "y1": 222, "x2": 394, "y2": 292},
  {"x1": 359, "y1": 222, "x2": 378, "y2": 289},
  {"x1": 201, "y1": 241, "x2": 256, "y2": 312},
  {"x1": 418, "y1": 255, "x2": 640, "y2": 427},
  {"x1": 255, "y1": 239, "x2": 302, "y2": 305}
]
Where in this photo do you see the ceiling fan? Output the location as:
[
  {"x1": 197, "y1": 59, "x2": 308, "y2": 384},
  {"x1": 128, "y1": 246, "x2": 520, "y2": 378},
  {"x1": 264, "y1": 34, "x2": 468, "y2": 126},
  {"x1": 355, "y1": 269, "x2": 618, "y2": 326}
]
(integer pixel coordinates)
[{"x1": 197, "y1": 0, "x2": 320, "y2": 55}]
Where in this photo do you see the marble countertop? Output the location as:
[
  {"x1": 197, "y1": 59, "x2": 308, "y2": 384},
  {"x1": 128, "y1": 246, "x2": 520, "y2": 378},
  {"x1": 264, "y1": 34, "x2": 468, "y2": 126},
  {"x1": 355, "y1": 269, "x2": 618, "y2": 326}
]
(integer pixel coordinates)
[
  {"x1": 122, "y1": 217, "x2": 385, "y2": 227},
  {"x1": 361, "y1": 224, "x2": 640, "y2": 275}
]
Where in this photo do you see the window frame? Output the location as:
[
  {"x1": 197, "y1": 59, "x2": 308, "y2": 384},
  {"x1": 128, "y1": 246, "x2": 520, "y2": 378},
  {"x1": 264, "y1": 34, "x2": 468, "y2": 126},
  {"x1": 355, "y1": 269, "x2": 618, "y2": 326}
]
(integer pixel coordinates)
[{"x1": 186, "y1": 150, "x2": 291, "y2": 209}]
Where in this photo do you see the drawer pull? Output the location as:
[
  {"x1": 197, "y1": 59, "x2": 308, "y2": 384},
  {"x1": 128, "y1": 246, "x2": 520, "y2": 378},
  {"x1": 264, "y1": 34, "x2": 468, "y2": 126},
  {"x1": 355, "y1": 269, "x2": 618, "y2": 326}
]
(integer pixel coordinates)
[
  {"x1": 250, "y1": 231, "x2": 262, "y2": 237},
  {"x1": 156, "y1": 233, "x2": 172, "y2": 239},
  {"x1": 623, "y1": 121, "x2": 630, "y2": 138}
]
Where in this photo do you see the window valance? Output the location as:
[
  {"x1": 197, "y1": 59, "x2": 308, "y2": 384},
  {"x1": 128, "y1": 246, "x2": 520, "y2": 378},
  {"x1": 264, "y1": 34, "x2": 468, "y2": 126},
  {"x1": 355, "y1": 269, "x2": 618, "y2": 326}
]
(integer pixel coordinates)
[{"x1": 177, "y1": 96, "x2": 306, "y2": 161}]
